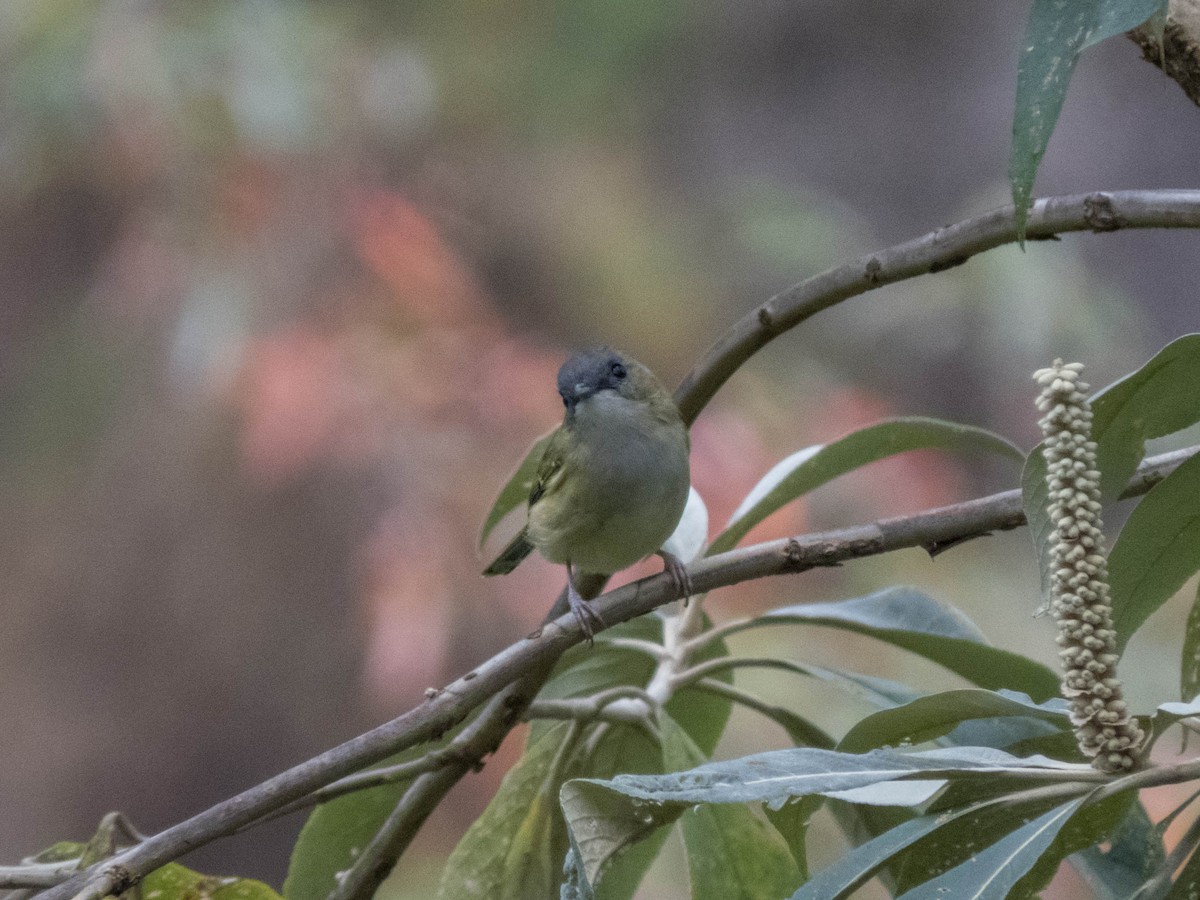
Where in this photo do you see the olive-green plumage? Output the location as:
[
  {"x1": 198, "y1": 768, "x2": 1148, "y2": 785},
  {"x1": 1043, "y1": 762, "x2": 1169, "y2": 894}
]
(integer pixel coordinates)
[{"x1": 482, "y1": 347, "x2": 691, "y2": 640}]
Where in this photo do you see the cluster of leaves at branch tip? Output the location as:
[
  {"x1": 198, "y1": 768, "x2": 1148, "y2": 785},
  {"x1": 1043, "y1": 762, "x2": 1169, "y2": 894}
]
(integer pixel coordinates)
[{"x1": 1034, "y1": 359, "x2": 1144, "y2": 773}]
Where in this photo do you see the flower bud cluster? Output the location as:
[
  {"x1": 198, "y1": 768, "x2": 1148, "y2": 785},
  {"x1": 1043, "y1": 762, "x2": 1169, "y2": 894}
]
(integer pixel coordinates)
[{"x1": 1035, "y1": 360, "x2": 1143, "y2": 772}]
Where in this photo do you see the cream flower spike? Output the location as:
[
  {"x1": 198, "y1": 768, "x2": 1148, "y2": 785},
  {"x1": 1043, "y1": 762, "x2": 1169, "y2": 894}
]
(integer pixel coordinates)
[{"x1": 1035, "y1": 359, "x2": 1144, "y2": 772}]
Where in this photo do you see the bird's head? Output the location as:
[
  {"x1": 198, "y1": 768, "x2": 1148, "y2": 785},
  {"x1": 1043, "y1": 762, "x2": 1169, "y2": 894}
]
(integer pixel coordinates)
[{"x1": 556, "y1": 347, "x2": 660, "y2": 412}]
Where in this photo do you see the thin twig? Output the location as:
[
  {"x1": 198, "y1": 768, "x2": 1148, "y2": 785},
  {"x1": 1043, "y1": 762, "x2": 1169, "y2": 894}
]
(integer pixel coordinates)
[{"x1": 0, "y1": 864, "x2": 80, "y2": 890}]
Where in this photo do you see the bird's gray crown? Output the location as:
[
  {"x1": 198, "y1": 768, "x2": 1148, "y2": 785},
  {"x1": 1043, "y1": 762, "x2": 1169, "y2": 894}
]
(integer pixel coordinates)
[{"x1": 557, "y1": 347, "x2": 627, "y2": 407}]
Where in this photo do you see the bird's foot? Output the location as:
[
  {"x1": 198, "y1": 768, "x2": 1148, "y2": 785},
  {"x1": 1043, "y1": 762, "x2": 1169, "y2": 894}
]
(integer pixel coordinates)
[
  {"x1": 567, "y1": 582, "x2": 606, "y2": 646},
  {"x1": 658, "y1": 550, "x2": 694, "y2": 606}
]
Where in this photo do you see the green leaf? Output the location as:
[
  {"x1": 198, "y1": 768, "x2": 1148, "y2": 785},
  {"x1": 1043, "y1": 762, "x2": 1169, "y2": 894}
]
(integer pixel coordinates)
[
  {"x1": 539, "y1": 614, "x2": 734, "y2": 899},
  {"x1": 479, "y1": 430, "x2": 555, "y2": 549},
  {"x1": 437, "y1": 722, "x2": 579, "y2": 900},
  {"x1": 756, "y1": 588, "x2": 1060, "y2": 701},
  {"x1": 837, "y1": 689, "x2": 1069, "y2": 754},
  {"x1": 26, "y1": 841, "x2": 86, "y2": 864},
  {"x1": 539, "y1": 619, "x2": 661, "y2": 704},
  {"x1": 1109, "y1": 450, "x2": 1200, "y2": 650},
  {"x1": 790, "y1": 816, "x2": 933, "y2": 900},
  {"x1": 559, "y1": 778, "x2": 684, "y2": 891},
  {"x1": 1072, "y1": 801, "x2": 1165, "y2": 900},
  {"x1": 897, "y1": 797, "x2": 1086, "y2": 899},
  {"x1": 1010, "y1": 0, "x2": 1167, "y2": 236},
  {"x1": 575, "y1": 725, "x2": 673, "y2": 900},
  {"x1": 1021, "y1": 446, "x2": 1056, "y2": 605},
  {"x1": 1009, "y1": 789, "x2": 1136, "y2": 898},
  {"x1": 1168, "y1": 839, "x2": 1200, "y2": 899},
  {"x1": 763, "y1": 796, "x2": 822, "y2": 882},
  {"x1": 285, "y1": 723, "x2": 464, "y2": 900},
  {"x1": 1091, "y1": 333, "x2": 1200, "y2": 502},
  {"x1": 143, "y1": 863, "x2": 281, "y2": 900},
  {"x1": 662, "y1": 717, "x2": 801, "y2": 900},
  {"x1": 684, "y1": 655, "x2": 922, "y2": 713},
  {"x1": 1184, "y1": 583, "x2": 1200, "y2": 702},
  {"x1": 894, "y1": 788, "x2": 1134, "y2": 896},
  {"x1": 284, "y1": 771, "x2": 413, "y2": 900},
  {"x1": 709, "y1": 418, "x2": 1021, "y2": 555},
  {"x1": 790, "y1": 804, "x2": 1015, "y2": 900}
]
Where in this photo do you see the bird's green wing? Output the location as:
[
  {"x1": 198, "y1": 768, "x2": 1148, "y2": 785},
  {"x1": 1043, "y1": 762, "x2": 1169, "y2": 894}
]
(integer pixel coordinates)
[{"x1": 528, "y1": 426, "x2": 571, "y2": 507}]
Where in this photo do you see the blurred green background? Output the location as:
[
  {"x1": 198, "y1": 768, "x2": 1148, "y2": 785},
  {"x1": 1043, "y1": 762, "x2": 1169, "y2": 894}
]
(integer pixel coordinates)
[{"x1": 2, "y1": 1, "x2": 1198, "y2": 897}]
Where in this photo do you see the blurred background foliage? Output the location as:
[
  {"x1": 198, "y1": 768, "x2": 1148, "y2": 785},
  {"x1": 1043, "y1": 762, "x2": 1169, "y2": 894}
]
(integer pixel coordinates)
[{"x1": 1, "y1": 1, "x2": 1198, "y2": 897}]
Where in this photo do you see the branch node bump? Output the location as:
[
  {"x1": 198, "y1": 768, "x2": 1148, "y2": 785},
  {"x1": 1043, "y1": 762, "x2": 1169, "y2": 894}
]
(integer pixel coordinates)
[{"x1": 1083, "y1": 193, "x2": 1122, "y2": 231}]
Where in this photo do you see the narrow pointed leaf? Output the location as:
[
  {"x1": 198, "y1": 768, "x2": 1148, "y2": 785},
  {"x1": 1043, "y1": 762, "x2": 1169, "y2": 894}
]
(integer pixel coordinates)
[
  {"x1": 756, "y1": 588, "x2": 1059, "y2": 700},
  {"x1": 1183, "y1": 583, "x2": 1200, "y2": 702},
  {"x1": 764, "y1": 795, "x2": 823, "y2": 881},
  {"x1": 479, "y1": 430, "x2": 554, "y2": 549},
  {"x1": 791, "y1": 805, "x2": 1002, "y2": 900},
  {"x1": 1021, "y1": 446, "x2": 1055, "y2": 604},
  {"x1": 710, "y1": 418, "x2": 1021, "y2": 555},
  {"x1": 1072, "y1": 801, "x2": 1165, "y2": 900},
  {"x1": 1167, "y1": 840, "x2": 1200, "y2": 899},
  {"x1": 1109, "y1": 451, "x2": 1200, "y2": 650},
  {"x1": 898, "y1": 797, "x2": 1085, "y2": 899},
  {"x1": 1010, "y1": 0, "x2": 1166, "y2": 236}
]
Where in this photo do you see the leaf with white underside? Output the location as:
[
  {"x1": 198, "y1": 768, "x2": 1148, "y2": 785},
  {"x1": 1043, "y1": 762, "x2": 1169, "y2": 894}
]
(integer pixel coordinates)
[
  {"x1": 661, "y1": 487, "x2": 709, "y2": 564},
  {"x1": 560, "y1": 745, "x2": 1089, "y2": 893},
  {"x1": 567, "y1": 746, "x2": 1088, "y2": 810},
  {"x1": 1149, "y1": 696, "x2": 1200, "y2": 746},
  {"x1": 708, "y1": 417, "x2": 1021, "y2": 555}
]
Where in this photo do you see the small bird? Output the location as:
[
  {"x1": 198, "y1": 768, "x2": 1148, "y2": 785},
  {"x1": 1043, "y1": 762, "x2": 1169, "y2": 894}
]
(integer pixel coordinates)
[{"x1": 483, "y1": 347, "x2": 692, "y2": 642}]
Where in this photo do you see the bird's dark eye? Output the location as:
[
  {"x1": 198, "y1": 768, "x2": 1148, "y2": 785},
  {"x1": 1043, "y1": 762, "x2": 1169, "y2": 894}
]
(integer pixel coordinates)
[{"x1": 610, "y1": 362, "x2": 627, "y2": 380}]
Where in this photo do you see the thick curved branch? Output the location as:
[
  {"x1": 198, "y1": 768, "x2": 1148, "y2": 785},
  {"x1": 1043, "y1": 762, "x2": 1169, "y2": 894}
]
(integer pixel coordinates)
[
  {"x1": 673, "y1": 189, "x2": 1200, "y2": 423},
  {"x1": 35, "y1": 444, "x2": 1194, "y2": 900}
]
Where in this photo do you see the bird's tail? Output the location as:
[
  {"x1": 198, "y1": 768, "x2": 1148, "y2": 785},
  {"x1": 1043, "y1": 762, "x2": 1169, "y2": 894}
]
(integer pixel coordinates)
[{"x1": 483, "y1": 528, "x2": 536, "y2": 576}]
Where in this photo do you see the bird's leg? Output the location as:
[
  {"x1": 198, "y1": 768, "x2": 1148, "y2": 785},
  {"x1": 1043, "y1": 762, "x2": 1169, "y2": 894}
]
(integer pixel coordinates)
[
  {"x1": 657, "y1": 550, "x2": 694, "y2": 606},
  {"x1": 566, "y1": 564, "x2": 606, "y2": 645}
]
